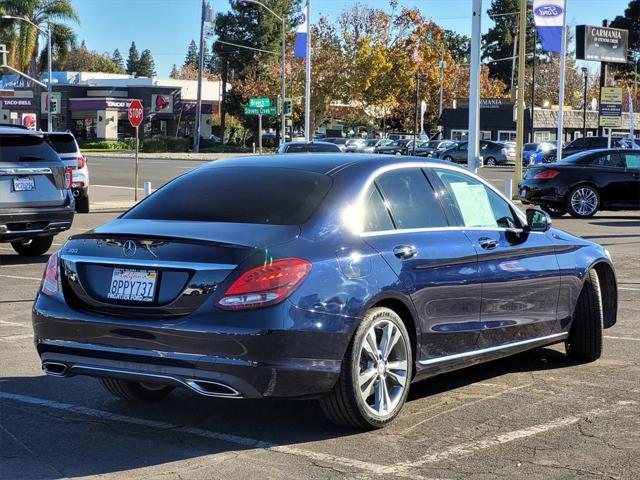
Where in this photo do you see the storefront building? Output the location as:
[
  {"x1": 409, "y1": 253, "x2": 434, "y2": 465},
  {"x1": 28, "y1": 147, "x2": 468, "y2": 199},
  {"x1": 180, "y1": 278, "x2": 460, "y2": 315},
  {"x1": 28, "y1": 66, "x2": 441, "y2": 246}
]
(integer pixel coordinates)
[{"x1": 0, "y1": 72, "x2": 223, "y2": 140}]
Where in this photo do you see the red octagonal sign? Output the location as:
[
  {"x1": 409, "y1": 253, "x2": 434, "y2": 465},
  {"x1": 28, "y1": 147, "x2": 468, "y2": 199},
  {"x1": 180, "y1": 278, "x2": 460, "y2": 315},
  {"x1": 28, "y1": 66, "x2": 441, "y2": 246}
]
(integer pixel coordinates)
[{"x1": 128, "y1": 99, "x2": 143, "y2": 127}]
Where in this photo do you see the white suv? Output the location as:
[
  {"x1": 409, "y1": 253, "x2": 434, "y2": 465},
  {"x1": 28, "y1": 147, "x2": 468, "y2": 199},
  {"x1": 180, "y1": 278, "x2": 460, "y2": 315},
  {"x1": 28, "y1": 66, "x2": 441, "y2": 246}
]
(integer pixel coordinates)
[{"x1": 45, "y1": 132, "x2": 90, "y2": 213}]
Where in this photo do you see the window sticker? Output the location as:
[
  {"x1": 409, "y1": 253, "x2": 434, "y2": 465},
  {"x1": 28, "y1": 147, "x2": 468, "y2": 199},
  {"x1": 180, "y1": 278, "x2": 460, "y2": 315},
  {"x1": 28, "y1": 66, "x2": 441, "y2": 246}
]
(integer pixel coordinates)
[{"x1": 449, "y1": 182, "x2": 497, "y2": 228}]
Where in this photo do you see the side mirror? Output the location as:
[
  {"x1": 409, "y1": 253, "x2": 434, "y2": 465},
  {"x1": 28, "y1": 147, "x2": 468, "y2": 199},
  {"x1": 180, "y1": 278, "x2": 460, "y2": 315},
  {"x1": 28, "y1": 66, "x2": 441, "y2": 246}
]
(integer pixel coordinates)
[{"x1": 526, "y1": 208, "x2": 551, "y2": 232}]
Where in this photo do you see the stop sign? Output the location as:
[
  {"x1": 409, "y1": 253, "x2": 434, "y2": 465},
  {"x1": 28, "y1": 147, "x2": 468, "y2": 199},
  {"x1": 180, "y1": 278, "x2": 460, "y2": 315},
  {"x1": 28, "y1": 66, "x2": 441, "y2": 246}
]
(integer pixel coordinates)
[{"x1": 128, "y1": 99, "x2": 143, "y2": 127}]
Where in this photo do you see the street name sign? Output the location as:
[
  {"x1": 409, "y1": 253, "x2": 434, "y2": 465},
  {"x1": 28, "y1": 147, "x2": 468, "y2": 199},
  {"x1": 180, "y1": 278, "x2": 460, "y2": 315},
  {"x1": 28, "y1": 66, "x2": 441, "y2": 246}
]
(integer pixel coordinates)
[
  {"x1": 249, "y1": 97, "x2": 271, "y2": 108},
  {"x1": 244, "y1": 106, "x2": 277, "y2": 116}
]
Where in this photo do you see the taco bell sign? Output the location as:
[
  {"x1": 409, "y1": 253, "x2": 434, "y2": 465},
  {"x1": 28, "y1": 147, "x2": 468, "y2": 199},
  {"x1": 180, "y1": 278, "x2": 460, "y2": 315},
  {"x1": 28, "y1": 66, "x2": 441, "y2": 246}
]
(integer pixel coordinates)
[{"x1": 533, "y1": 0, "x2": 566, "y2": 53}]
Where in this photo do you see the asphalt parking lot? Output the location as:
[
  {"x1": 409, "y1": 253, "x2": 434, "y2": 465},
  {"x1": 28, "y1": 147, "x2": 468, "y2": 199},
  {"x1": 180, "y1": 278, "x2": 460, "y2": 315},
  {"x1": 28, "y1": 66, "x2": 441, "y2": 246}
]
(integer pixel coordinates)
[{"x1": 1, "y1": 156, "x2": 639, "y2": 480}]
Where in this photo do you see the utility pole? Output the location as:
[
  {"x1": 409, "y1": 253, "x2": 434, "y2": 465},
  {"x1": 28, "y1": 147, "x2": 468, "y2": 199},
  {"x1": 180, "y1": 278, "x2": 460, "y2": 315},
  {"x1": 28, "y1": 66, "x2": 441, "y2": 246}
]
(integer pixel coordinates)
[
  {"x1": 304, "y1": 1, "x2": 312, "y2": 141},
  {"x1": 413, "y1": 73, "x2": 420, "y2": 155},
  {"x1": 530, "y1": 28, "x2": 536, "y2": 142},
  {"x1": 467, "y1": 0, "x2": 482, "y2": 173},
  {"x1": 47, "y1": 22, "x2": 52, "y2": 131},
  {"x1": 555, "y1": 0, "x2": 568, "y2": 161},
  {"x1": 514, "y1": 0, "x2": 527, "y2": 185},
  {"x1": 597, "y1": 19, "x2": 609, "y2": 138},
  {"x1": 582, "y1": 67, "x2": 588, "y2": 139},
  {"x1": 193, "y1": 0, "x2": 210, "y2": 153}
]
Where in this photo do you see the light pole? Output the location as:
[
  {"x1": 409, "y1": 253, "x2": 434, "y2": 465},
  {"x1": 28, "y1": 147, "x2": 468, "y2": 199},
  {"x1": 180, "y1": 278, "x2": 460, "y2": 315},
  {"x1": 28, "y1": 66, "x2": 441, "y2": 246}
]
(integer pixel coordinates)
[
  {"x1": 581, "y1": 67, "x2": 588, "y2": 140},
  {"x1": 2, "y1": 15, "x2": 52, "y2": 131},
  {"x1": 242, "y1": 0, "x2": 286, "y2": 147}
]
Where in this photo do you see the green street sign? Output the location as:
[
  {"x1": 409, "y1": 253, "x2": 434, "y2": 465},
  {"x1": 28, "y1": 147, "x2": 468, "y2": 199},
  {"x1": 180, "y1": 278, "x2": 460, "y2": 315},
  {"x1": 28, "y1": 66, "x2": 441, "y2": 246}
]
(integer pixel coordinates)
[
  {"x1": 244, "y1": 106, "x2": 277, "y2": 116},
  {"x1": 249, "y1": 97, "x2": 271, "y2": 108}
]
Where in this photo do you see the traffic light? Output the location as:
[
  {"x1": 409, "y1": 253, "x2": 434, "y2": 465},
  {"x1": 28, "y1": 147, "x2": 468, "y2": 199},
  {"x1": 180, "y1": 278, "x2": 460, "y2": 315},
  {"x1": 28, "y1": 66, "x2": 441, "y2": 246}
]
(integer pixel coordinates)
[
  {"x1": 283, "y1": 98, "x2": 292, "y2": 116},
  {"x1": 49, "y1": 98, "x2": 58, "y2": 114}
]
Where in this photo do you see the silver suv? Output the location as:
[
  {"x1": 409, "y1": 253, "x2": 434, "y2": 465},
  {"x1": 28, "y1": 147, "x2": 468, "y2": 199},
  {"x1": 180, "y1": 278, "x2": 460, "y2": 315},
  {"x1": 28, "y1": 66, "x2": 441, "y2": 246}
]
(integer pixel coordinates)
[
  {"x1": 0, "y1": 126, "x2": 75, "y2": 256},
  {"x1": 45, "y1": 132, "x2": 90, "y2": 213}
]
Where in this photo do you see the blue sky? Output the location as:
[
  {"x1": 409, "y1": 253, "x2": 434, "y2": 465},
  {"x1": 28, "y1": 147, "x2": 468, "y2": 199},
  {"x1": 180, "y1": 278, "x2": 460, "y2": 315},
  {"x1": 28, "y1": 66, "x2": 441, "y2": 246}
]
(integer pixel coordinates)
[{"x1": 70, "y1": 0, "x2": 629, "y2": 77}]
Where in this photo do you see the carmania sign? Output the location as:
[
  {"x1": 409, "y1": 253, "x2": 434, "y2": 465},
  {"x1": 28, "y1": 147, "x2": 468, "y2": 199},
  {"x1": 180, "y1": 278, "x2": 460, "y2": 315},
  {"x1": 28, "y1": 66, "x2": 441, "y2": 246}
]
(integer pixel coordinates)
[{"x1": 576, "y1": 25, "x2": 629, "y2": 64}]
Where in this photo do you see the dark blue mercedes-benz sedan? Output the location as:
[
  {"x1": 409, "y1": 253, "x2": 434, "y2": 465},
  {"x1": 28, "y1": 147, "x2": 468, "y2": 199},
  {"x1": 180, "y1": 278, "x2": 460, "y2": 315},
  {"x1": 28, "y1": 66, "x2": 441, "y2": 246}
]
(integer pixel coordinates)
[{"x1": 33, "y1": 155, "x2": 617, "y2": 429}]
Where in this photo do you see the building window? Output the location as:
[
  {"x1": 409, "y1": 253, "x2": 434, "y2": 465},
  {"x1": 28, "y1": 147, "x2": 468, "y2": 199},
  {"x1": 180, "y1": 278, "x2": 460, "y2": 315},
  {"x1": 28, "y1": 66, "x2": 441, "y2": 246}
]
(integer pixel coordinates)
[
  {"x1": 481, "y1": 130, "x2": 492, "y2": 140},
  {"x1": 534, "y1": 131, "x2": 551, "y2": 142},
  {"x1": 498, "y1": 130, "x2": 516, "y2": 142},
  {"x1": 451, "y1": 129, "x2": 468, "y2": 141}
]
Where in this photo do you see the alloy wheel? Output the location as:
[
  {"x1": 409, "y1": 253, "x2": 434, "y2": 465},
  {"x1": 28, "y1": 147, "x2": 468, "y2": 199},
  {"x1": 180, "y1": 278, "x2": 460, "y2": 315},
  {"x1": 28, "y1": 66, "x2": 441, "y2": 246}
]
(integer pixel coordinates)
[
  {"x1": 570, "y1": 187, "x2": 598, "y2": 216},
  {"x1": 357, "y1": 319, "x2": 409, "y2": 417}
]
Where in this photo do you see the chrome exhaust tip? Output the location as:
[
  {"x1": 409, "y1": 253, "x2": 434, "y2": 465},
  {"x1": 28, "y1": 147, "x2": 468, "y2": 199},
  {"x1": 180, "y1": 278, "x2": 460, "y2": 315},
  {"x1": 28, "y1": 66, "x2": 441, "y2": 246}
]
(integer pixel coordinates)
[
  {"x1": 42, "y1": 361, "x2": 68, "y2": 377},
  {"x1": 185, "y1": 379, "x2": 241, "y2": 398}
]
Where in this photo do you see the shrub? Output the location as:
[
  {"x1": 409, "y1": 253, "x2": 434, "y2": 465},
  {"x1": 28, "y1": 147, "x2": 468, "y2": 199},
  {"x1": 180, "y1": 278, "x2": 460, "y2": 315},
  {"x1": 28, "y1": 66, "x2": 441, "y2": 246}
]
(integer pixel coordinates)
[
  {"x1": 141, "y1": 135, "x2": 190, "y2": 153},
  {"x1": 78, "y1": 139, "x2": 131, "y2": 150}
]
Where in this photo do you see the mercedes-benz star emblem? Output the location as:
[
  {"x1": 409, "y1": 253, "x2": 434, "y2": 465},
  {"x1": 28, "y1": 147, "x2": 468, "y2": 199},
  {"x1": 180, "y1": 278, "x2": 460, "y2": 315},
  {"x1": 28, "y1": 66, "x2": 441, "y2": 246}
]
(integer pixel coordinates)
[{"x1": 122, "y1": 240, "x2": 137, "y2": 257}]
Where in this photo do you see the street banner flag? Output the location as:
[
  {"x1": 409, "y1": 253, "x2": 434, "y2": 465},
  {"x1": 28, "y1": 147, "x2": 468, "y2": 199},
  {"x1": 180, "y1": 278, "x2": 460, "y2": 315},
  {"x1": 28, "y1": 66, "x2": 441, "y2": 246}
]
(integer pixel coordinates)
[
  {"x1": 533, "y1": 0, "x2": 566, "y2": 53},
  {"x1": 294, "y1": 3, "x2": 308, "y2": 59}
]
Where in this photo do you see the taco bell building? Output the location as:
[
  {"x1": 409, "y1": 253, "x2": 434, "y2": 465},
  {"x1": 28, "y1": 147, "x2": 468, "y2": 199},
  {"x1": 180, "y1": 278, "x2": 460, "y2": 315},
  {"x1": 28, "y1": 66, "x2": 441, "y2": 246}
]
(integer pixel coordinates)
[{"x1": 0, "y1": 72, "x2": 225, "y2": 140}]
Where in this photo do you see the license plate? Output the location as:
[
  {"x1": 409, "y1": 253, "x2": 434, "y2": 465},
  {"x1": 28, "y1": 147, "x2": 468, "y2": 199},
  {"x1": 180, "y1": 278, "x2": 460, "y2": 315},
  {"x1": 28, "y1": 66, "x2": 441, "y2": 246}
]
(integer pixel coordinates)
[
  {"x1": 13, "y1": 177, "x2": 35, "y2": 191},
  {"x1": 107, "y1": 268, "x2": 157, "y2": 302},
  {"x1": 520, "y1": 189, "x2": 527, "y2": 198}
]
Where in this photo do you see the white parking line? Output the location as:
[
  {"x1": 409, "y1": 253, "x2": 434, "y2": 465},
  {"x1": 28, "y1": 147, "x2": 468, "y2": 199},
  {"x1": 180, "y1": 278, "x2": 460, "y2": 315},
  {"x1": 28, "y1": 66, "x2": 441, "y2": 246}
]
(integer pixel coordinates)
[
  {"x1": 0, "y1": 274, "x2": 40, "y2": 281},
  {"x1": 604, "y1": 335, "x2": 640, "y2": 342},
  {"x1": 388, "y1": 400, "x2": 637, "y2": 475},
  {"x1": 0, "y1": 333, "x2": 33, "y2": 341},
  {"x1": 92, "y1": 184, "x2": 140, "y2": 190},
  {"x1": 619, "y1": 287, "x2": 640, "y2": 292},
  {"x1": 0, "y1": 319, "x2": 31, "y2": 328},
  {"x1": 0, "y1": 392, "x2": 430, "y2": 480}
]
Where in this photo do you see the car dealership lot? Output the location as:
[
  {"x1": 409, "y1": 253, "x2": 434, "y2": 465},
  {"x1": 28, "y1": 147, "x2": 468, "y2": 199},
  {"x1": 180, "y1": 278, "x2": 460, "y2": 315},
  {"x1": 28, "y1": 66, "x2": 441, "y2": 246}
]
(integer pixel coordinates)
[{"x1": 1, "y1": 158, "x2": 639, "y2": 480}]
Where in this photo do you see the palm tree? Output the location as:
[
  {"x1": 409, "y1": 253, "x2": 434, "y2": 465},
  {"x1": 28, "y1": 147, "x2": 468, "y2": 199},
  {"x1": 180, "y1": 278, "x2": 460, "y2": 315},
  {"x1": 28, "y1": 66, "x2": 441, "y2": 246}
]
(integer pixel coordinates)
[{"x1": 2, "y1": 0, "x2": 79, "y2": 75}]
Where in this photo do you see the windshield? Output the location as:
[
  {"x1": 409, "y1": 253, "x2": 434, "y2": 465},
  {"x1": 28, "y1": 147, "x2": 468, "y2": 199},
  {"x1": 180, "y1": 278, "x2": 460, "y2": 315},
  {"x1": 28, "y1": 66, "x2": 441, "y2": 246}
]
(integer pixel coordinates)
[
  {"x1": 125, "y1": 167, "x2": 332, "y2": 225},
  {"x1": 365, "y1": 140, "x2": 378, "y2": 146},
  {"x1": 45, "y1": 134, "x2": 78, "y2": 154}
]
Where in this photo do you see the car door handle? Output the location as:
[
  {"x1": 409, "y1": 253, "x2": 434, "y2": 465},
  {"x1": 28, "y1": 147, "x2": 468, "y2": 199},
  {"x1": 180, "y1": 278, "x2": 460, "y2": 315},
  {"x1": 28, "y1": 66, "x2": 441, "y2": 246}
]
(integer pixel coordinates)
[
  {"x1": 478, "y1": 237, "x2": 499, "y2": 250},
  {"x1": 393, "y1": 245, "x2": 417, "y2": 259}
]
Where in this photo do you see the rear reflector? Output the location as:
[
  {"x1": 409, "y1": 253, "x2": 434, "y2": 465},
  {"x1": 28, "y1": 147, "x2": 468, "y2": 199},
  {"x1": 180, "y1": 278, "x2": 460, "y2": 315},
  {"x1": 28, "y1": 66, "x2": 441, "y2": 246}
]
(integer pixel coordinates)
[
  {"x1": 533, "y1": 169, "x2": 560, "y2": 179},
  {"x1": 41, "y1": 251, "x2": 59, "y2": 296},
  {"x1": 77, "y1": 156, "x2": 86, "y2": 169},
  {"x1": 64, "y1": 167, "x2": 73, "y2": 189},
  {"x1": 216, "y1": 258, "x2": 312, "y2": 310}
]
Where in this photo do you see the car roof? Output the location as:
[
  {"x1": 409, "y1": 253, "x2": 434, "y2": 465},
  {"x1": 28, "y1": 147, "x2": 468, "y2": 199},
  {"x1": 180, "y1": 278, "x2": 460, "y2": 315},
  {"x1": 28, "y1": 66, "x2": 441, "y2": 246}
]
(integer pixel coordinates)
[
  {"x1": 203, "y1": 153, "x2": 456, "y2": 176},
  {"x1": 0, "y1": 126, "x2": 43, "y2": 136},
  {"x1": 282, "y1": 141, "x2": 336, "y2": 146}
]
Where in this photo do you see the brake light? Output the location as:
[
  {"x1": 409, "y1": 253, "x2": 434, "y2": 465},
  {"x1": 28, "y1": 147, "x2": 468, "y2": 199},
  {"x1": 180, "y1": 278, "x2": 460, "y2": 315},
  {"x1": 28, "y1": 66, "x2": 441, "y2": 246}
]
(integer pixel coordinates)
[
  {"x1": 216, "y1": 258, "x2": 312, "y2": 310},
  {"x1": 64, "y1": 167, "x2": 73, "y2": 189},
  {"x1": 533, "y1": 169, "x2": 560, "y2": 179},
  {"x1": 41, "y1": 251, "x2": 59, "y2": 296},
  {"x1": 77, "y1": 156, "x2": 86, "y2": 169}
]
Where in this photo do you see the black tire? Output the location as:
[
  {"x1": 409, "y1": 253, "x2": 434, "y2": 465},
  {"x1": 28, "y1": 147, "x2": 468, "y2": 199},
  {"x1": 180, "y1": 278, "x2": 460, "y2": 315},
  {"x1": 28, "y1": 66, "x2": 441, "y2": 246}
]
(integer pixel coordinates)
[
  {"x1": 75, "y1": 194, "x2": 90, "y2": 213},
  {"x1": 11, "y1": 236, "x2": 54, "y2": 256},
  {"x1": 319, "y1": 307, "x2": 412, "y2": 429},
  {"x1": 443, "y1": 155, "x2": 454, "y2": 163},
  {"x1": 485, "y1": 157, "x2": 496, "y2": 167},
  {"x1": 100, "y1": 378, "x2": 175, "y2": 401},
  {"x1": 541, "y1": 205, "x2": 567, "y2": 217},
  {"x1": 566, "y1": 269, "x2": 603, "y2": 362},
  {"x1": 567, "y1": 185, "x2": 600, "y2": 218}
]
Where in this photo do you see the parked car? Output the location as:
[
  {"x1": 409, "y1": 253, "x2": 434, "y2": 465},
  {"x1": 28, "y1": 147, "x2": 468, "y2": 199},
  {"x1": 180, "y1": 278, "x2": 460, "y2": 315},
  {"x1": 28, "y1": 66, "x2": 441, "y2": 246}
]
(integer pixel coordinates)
[
  {"x1": 277, "y1": 141, "x2": 341, "y2": 153},
  {"x1": 345, "y1": 138, "x2": 367, "y2": 153},
  {"x1": 209, "y1": 134, "x2": 222, "y2": 143},
  {"x1": 34, "y1": 154, "x2": 616, "y2": 429},
  {"x1": 414, "y1": 140, "x2": 455, "y2": 157},
  {"x1": 524, "y1": 141, "x2": 558, "y2": 166},
  {"x1": 0, "y1": 126, "x2": 75, "y2": 255},
  {"x1": 438, "y1": 140, "x2": 514, "y2": 166},
  {"x1": 376, "y1": 139, "x2": 412, "y2": 155},
  {"x1": 324, "y1": 137, "x2": 349, "y2": 151},
  {"x1": 519, "y1": 148, "x2": 640, "y2": 217},
  {"x1": 45, "y1": 132, "x2": 90, "y2": 213},
  {"x1": 361, "y1": 138, "x2": 392, "y2": 153},
  {"x1": 540, "y1": 136, "x2": 639, "y2": 163}
]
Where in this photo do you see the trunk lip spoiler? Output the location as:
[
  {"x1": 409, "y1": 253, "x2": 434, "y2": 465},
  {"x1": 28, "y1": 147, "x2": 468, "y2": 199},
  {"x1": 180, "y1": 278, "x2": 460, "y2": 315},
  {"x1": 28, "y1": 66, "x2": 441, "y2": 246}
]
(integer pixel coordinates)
[
  {"x1": 0, "y1": 167, "x2": 53, "y2": 175},
  {"x1": 60, "y1": 254, "x2": 236, "y2": 272}
]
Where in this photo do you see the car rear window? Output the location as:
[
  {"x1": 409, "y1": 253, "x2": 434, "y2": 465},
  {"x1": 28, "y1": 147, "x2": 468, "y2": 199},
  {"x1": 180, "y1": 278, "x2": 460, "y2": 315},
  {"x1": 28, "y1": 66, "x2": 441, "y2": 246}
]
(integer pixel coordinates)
[
  {"x1": 45, "y1": 134, "x2": 78, "y2": 154},
  {"x1": 309, "y1": 143, "x2": 340, "y2": 152},
  {"x1": 124, "y1": 167, "x2": 332, "y2": 225},
  {"x1": 0, "y1": 134, "x2": 59, "y2": 161}
]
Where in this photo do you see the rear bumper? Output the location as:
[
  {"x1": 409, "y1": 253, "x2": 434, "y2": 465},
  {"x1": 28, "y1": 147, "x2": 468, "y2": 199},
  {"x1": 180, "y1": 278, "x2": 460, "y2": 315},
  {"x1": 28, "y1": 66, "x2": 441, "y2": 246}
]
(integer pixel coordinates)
[
  {"x1": 0, "y1": 204, "x2": 74, "y2": 242},
  {"x1": 517, "y1": 180, "x2": 568, "y2": 207},
  {"x1": 32, "y1": 294, "x2": 353, "y2": 399}
]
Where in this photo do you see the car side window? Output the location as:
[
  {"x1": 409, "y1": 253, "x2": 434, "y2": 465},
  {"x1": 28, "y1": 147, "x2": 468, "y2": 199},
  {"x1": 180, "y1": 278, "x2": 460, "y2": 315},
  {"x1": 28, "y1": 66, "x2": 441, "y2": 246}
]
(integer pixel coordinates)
[
  {"x1": 589, "y1": 138, "x2": 607, "y2": 149},
  {"x1": 435, "y1": 169, "x2": 519, "y2": 229},
  {"x1": 568, "y1": 138, "x2": 586, "y2": 148},
  {"x1": 374, "y1": 168, "x2": 448, "y2": 230},
  {"x1": 458, "y1": 143, "x2": 468, "y2": 151},
  {"x1": 624, "y1": 153, "x2": 640, "y2": 169},
  {"x1": 309, "y1": 143, "x2": 338, "y2": 152},
  {"x1": 590, "y1": 152, "x2": 625, "y2": 168},
  {"x1": 362, "y1": 185, "x2": 394, "y2": 232},
  {"x1": 286, "y1": 144, "x2": 307, "y2": 153}
]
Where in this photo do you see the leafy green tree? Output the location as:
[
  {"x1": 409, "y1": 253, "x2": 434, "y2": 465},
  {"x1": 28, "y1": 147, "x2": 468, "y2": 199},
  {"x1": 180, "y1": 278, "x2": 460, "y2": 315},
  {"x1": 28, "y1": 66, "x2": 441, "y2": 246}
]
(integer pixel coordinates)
[
  {"x1": 111, "y1": 48, "x2": 125, "y2": 72},
  {"x1": 443, "y1": 30, "x2": 470, "y2": 62},
  {"x1": 610, "y1": 0, "x2": 639, "y2": 75},
  {"x1": 1, "y1": 0, "x2": 79, "y2": 75},
  {"x1": 65, "y1": 45, "x2": 122, "y2": 73},
  {"x1": 137, "y1": 49, "x2": 156, "y2": 77},
  {"x1": 184, "y1": 39, "x2": 198, "y2": 68},
  {"x1": 126, "y1": 41, "x2": 139, "y2": 75},
  {"x1": 169, "y1": 64, "x2": 180, "y2": 79},
  {"x1": 482, "y1": 0, "x2": 538, "y2": 85}
]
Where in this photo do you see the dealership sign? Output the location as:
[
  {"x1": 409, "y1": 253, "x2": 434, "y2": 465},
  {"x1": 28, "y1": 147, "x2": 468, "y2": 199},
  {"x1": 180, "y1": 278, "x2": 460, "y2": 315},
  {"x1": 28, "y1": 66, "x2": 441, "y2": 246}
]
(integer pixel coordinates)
[
  {"x1": 576, "y1": 25, "x2": 628, "y2": 64},
  {"x1": 599, "y1": 87, "x2": 623, "y2": 128}
]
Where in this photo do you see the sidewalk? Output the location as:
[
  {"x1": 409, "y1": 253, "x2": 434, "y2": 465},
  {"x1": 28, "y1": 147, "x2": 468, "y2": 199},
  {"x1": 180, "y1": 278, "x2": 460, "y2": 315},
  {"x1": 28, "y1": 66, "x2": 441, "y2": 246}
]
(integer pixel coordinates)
[{"x1": 84, "y1": 151, "x2": 257, "y2": 161}]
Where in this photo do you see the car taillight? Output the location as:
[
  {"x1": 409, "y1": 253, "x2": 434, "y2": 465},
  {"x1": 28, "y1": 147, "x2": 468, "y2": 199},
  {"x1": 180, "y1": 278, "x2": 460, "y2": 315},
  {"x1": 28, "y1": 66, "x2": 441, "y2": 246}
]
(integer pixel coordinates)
[
  {"x1": 64, "y1": 167, "x2": 73, "y2": 189},
  {"x1": 216, "y1": 258, "x2": 312, "y2": 310},
  {"x1": 533, "y1": 169, "x2": 560, "y2": 179},
  {"x1": 41, "y1": 251, "x2": 59, "y2": 296},
  {"x1": 77, "y1": 156, "x2": 86, "y2": 169}
]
